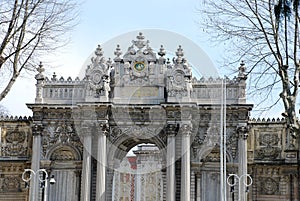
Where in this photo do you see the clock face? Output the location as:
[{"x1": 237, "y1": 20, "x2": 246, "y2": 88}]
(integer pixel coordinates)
[{"x1": 134, "y1": 62, "x2": 146, "y2": 72}]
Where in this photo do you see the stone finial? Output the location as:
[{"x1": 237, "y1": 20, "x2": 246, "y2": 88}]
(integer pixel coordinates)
[
  {"x1": 114, "y1": 44, "x2": 122, "y2": 61},
  {"x1": 51, "y1": 72, "x2": 57, "y2": 81},
  {"x1": 175, "y1": 45, "x2": 184, "y2": 64},
  {"x1": 158, "y1": 45, "x2": 166, "y2": 57},
  {"x1": 95, "y1": 45, "x2": 104, "y2": 57},
  {"x1": 106, "y1": 58, "x2": 112, "y2": 67},
  {"x1": 132, "y1": 32, "x2": 147, "y2": 50},
  {"x1": 91, "y1": 45, "x2": 106, "y2": 67},
  {"x1": 176, "y1": 45, "x2": 184, "y2": 57},
  {"x1": 35, "y1": 62, "x2": 45, "y2": 81},
  {"x1": 158, "y1": 45, "x2": 166, "y2": 64},
  {"x1": 137, "y1": 32, "x2": 145, "y2": 40},
  {"x1": 238, "y1": 61, "x2": 247, "y2": 80},
  {"x1": 35, "y1": 62, "x2": 45, "y2": 103}
]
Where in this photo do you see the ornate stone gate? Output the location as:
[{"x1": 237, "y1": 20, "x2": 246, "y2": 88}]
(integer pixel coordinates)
[
  {"x1": 0, "y1": 32, "x2": 299, "y2": 201},
  {"x1": 26, "y1": 32, "x2": 252, "y2": 201}
]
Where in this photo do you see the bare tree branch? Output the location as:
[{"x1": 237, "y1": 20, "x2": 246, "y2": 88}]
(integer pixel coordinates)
[
  {"x1": 200, "y1": 0, "x2": 300, "y2": 136},
  {"x1": 0, "y1": 0, "x2": 79, "y2": 102}
]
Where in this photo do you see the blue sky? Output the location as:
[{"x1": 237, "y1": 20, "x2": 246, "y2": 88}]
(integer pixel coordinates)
[{"x1": 2, "y1": 0, "x2": 225, "y2": 116}]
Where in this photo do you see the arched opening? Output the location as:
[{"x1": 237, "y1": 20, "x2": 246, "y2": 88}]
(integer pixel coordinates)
[
  {"x1": 47, "y1": 145, "x2": 81, "y2": 201},
  {"x1": 111, "y1": 142, "x2": 164, "y2": 201}
]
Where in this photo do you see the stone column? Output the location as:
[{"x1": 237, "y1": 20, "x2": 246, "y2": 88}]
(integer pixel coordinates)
[
  {"x1": 96, "y1": 123, "x2": 108, "y2": 201},
  {"x1": 81, "y1": 125, "x2": 92, "y2": 201},
  {"x1": 180, "y1": 123, "x2": 192, "y2": 201},
  {"x1": 196, "y1": 172, "x2": 201, "y2": 201},
  {"x1": 166, "y1": 123, "x2": 177, "y2": 201},
  {"x1": 237, "y1": 124, "x2": 249, "y2": 201},
  {"x1": 29, "y1": 124, "x2": 43, "y2": 201}
]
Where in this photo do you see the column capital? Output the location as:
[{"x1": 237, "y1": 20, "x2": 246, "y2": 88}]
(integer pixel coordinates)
[
  {"x1": 166, "y1": 123, "x2": 179, "y2": 137},
  {"x1": 179, "y1": 123, "x2": 193, "y2": 136},
  {"x1": 237, "y1": 124, "x2": 249, "y2": 140},
  {"x1": 80, "y1": 122, "x2": 93, "y2": 137},
  {"x1": 96, "y1": 122, "x2": 109, "y2": 136},
  {"x1": 32, "y1": 124, "x2": 44, "y2": 136}
]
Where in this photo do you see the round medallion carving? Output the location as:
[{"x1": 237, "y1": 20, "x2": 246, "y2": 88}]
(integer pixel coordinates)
[
  {"x1": 262, "y1": 177, "x2": 278, "y2": 195},
  {"x1": 134, "y1": 61, "x2": 146, "y2": 72},
  {"x1": 92, "y1": 72, "x2": 102, "y2": 84}
]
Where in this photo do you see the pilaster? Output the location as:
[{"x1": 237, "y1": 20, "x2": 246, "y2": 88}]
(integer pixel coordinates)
[
  {"x1": 180, "y1": 123, "x2": 192, "y2": 201},
  {"x1": 166, "y1": 123, "x2": 177, "y2": 201},
  {"x1": 96, "y1": 122, "x2": 109, "y2": 201},
  {"x1": 29, "y1": 124, "x2": 43, "y2": 201},
  {"x1": 80, "y1": 123, "x2": 92, "y2": 201},
  {"x1": 237, "y1": 123, "x2": 249, "y2": 201},
  {"x1": 196, "y1": 172, "x2": 201, "y2": 201}
]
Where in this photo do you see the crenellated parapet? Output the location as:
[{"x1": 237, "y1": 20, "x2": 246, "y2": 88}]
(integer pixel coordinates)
[
  {"x1": 0, "y1": 116, "x2": 32, "y2": 121},
  {"x1": 41, "y1": 73, "x2": 85, "y2": 104}
]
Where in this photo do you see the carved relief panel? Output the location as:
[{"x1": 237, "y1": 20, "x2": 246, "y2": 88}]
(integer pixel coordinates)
[
  {"x1": 253, "y1": 129, "x2": 283, "y2": 160},
  {"x1": 0, "y1": 123, "x2": 31, "y2": 157}
]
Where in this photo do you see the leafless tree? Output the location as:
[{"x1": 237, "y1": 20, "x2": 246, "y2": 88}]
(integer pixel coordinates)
[
  {"x1": 200, "y1": 0, "x2": 300, "y2": 137},
  {"x1": 0, "y1": 0, "x2": 78, "y2": 102}
]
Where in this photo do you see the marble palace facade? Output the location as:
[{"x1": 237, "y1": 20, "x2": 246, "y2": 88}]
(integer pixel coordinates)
[{"x1": 0, "y1": 33, "x2": 299, "y2": 201}]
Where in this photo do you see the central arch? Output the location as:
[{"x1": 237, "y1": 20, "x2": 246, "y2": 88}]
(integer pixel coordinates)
[{"x1": 106, "y1": 134, "x2": 167, "y2": 201}]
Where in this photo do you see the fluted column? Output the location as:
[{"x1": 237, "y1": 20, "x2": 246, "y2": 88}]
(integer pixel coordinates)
[
  {"x1": 166, "y1": 123, "x2": 177, "y2": 201},
  {"x1": 237, "y1": 124, "x2": 249, "y2": 201},
  {"x1": 180, "y1": 123, "x2": 192, "y2": 201},
  {"x1": 96, "y1": 123, "x2": 109, "y2": 201},
  {"x1": 29, "y1": 124, "x2": 43, "y2": 201},
  {"x1": 196, "y1": 172, "x2": 201, "y2": 201},
  {"x1": 81, "y1": 124, "x2": 92, "y2": 201}
]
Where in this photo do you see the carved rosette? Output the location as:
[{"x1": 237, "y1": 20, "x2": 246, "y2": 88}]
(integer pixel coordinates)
[{"x1": 260, "y1": 177, "x2": 279, "y2": 195}]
